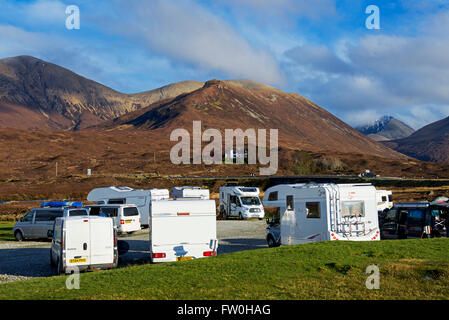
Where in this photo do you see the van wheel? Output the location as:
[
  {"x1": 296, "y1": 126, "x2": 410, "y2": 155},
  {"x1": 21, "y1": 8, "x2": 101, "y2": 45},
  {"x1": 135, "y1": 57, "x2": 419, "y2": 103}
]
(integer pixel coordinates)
[
  {"x1": 239, "y1": 213, "x2": 244, "y2": 220},
  {"x1": 14, "y1": 231, "x2": 24, "y2": 242}
]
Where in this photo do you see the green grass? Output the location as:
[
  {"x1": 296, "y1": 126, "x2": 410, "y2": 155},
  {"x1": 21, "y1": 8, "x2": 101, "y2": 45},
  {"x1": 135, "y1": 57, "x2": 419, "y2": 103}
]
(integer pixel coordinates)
[
  {"x1": 1, "y1": 238, "x2": 449, "y2": 299},
  {"x1": 0, "y1": 221, "x2": 14, "y2": 242}
]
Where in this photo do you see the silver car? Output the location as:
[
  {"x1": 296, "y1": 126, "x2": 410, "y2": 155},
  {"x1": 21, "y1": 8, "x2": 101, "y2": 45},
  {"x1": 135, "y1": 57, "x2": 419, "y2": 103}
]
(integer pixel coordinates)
[{"x1": 13, "y1": 207, "x2": 88, "y2": 241}]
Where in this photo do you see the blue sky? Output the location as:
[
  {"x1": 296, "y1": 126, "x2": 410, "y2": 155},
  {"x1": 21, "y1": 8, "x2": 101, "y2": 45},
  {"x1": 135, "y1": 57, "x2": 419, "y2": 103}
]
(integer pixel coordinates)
[{"x1": 1, "y1": 0, "x2": 449, "y2": 129}]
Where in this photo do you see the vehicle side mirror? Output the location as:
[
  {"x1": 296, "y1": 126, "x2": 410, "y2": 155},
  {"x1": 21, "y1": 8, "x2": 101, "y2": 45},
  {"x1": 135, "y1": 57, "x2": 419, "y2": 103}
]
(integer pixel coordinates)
[{"x1": 47, "y1": 230, "x2": 54, "y2": 238}]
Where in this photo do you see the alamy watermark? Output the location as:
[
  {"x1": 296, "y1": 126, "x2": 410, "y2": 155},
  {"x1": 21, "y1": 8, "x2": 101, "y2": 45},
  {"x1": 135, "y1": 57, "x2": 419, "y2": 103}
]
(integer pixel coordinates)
[
  {"x1": 65, "y1": 5, "x2": 80, "y2": 30},
  {"x1": 365, "y1": 5, "x2": 380, "y2": 30},
  {"x1": 365, "y1": 264, "x2": 380, "y2": 290},
  {"x1": 170, "y1": 121, "x2": 278, "y2": 175},
  {"x1": 65, "y1": 266, "x2": 80, "y2": 290}
]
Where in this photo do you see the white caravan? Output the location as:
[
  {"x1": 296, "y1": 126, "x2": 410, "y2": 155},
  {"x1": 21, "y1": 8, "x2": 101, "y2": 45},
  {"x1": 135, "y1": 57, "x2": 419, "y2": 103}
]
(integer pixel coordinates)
[
  {"x1": 376, "y1": 189, "x2": 393, "y2": 213},
  {"x1": 85, "y1": 204, "x2": 141, "y2": 234},
  {"x1": 87, "y1": 186, "x2": 169, "y2": 227},
  {"x1": 263, "y1": 183, "x2": 380, "y2": 245},
  {"x1": 219, "y1": 186, "x2": 265, "y2": 219},
  {"x1": 150, "y1": 199, "x2": 218, "y2": 263},
  {"x1": 49, "y1": 216, "x2": 118, "y2": 275},
  {"x1": 171, "y1": 186, "x2": 210, "y2": 199}
]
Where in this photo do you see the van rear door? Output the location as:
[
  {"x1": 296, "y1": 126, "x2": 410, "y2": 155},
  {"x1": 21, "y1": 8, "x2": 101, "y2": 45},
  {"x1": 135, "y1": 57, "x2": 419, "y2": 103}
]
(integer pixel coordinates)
[
  {"x1": 90, "y1": 218, "x2": 114, "y2": 265},
  {"x1": 65, "y1": 218, "x2": 90, "y2": 267}
]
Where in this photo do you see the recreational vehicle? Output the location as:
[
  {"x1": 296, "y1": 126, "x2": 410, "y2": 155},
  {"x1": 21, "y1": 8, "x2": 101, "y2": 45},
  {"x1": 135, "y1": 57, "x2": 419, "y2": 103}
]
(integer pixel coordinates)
[
  {"x1": 150, "y1": 199, "x2": 218, "y2": 263},
  {"x1": 85, "y1": 204, "x2": 141, "y2": 234},
  {"x1": 87, "y1": 186, "x2": 169, "y2": 227},
  {"x1": 48, "y1": 216, "x2": 118, "y2": 275},
  {"x1": 219, "y1": 186, "x2": 265, "y2": 219},
  {"x1": 376, "y1": 189, "x2": 393, "y2": 213},
  {"x1": 171, "y1": 186, "x2": 210, "y2": 199},
  {"x1": 263, "y1": 183, "x2": 380, "y2": 245}
]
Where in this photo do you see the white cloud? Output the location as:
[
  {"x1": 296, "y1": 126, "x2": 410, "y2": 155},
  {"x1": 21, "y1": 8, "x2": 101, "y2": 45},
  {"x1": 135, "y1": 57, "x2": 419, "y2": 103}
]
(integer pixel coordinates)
[{"x1": 108, "y1": 0, "x2": 284, "y2": 86}]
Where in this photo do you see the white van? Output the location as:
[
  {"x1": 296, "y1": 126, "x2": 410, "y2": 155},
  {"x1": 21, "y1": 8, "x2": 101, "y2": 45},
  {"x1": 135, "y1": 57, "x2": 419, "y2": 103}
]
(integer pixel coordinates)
[
  {"x1": 85, "y1": 204, "x2": 141, "y2": 234},
  {"x1": 150, "y1": 199, "x2": 218, "y2": 263},
  {"x1": 49, "y1": 216, "x2": 118, "y2": 274},
  {"x1": 376, "y1": 189, "x2": 393, "y2": 213},
  {"x1": 171, "y1": 186, "x2": 210, "y2": 199},
  {"x1": 263, "y1": 183, "x2": 380, "y2": 245},
  {"x1": 219, "y1": 186, "x2": 264, "y2": 219},
  {"x1": 87, "y1": 186, "x2": 169, "y2": 227}
]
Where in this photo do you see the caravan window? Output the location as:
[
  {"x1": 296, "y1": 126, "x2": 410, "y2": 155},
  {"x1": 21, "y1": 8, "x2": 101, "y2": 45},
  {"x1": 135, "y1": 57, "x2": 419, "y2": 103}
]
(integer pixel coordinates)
[
  {"x1": 108, "y1": 199, "x2": 125, "y2": 204},
  {"x1": 268, "y1": 192, "x2": 278, "y2": 201},
  {"x1": 381, "y1": 196, "x2": 387, "y2": 202},
  {"x1": 286, "y1": 196, "x2": 294, "y2": 210},
  {"x1": 341, "y1": 201, "x2": 365, "y2": 217},
  {"x1": 388, "y1": 195, "x2": 393, "y2": 202},
  {"x1": 306, "y1": 202, "x2": 320, "y2": 218}
]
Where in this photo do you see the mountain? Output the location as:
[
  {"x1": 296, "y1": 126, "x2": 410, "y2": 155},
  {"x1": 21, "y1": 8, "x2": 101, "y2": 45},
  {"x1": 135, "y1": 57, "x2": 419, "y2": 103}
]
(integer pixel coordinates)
[
  {"x1": 384, "y1": 116, "x2": 449, "y2": 163},
  {"x1": 0, "y1": 56, "x2": 204, "y2": 130},
  {"x1": 101, "y1": 79, "x2": 406, "y2": 159},
  {"x1": 356, "y1": 116, "x2": 415, "y2": 141}
]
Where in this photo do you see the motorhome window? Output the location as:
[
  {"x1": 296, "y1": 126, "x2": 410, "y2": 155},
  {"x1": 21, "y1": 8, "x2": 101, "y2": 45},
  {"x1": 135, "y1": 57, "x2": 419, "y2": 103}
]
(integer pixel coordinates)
[
  {"x1": 108, "y1": 199, "x2": 125, "y2": 204},
  {"x1": 286, "y1": 196, "x2": 294, "y2": 210},
  {"x1": 22, "y1": 211, "x2": 34, "y2": 222},
  {"x1": 101, "y1": 208, "x2": 118, "y2": 217},
  {"x1": 382, "y1": 196, "x2": 387, "y2": 202},
  {"x1": 341, "y1": 201, "x2": 365, "y2": 217},
  {"x1": 124, "y1": 207, "x2": 139, "y2": 217},
  {"x1": 388, "y1": 195, "x2": 393, "y2": 202},
  {"x1": 69, "y1": 210, "x2": 88, "y2": 217},
  {"x1": 230, "y1": 195, "x2": 238, "y2": 204},
  {"x1": 240, "y1": 197, "x2": 261, "y2": 206},
  {"x1": 306, "y1": 202, "x2": 320, "y2": 218},
  {"x1": 268, "y1": 192, "x2": 278, "y2": 201}
]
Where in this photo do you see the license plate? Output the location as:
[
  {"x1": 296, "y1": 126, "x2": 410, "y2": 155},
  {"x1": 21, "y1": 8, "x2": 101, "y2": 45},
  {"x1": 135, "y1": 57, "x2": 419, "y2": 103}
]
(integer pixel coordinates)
[
  {"x1": 176, "y1": 257, "x2": 193, "y2": 261},
  {"x1": 69, "y1": 258, "x2": 86, "y2": 263},
  {"x1": 125, "y1": 220, "x2": 132, "y2": 224}
]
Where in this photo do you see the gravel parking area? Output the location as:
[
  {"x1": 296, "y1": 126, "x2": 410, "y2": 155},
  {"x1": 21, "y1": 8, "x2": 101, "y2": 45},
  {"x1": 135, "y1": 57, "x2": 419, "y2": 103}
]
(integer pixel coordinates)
[{"x1": 0, "y1": 220, "x2": 268, "y2": 283}]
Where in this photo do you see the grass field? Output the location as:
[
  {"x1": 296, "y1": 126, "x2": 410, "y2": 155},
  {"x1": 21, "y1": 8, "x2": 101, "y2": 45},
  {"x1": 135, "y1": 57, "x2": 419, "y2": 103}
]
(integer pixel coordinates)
[
  {"x1": 1, "y1": 239, "x2": 449, "y2": 299},
  {"x1": 0, "y1": 221, "x2": 14, "y2": 242}
]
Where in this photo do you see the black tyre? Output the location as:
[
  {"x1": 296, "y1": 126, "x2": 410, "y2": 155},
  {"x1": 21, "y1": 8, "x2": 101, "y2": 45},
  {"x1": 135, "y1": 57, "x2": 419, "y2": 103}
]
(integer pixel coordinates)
[
  {"x1": 50, "y1": 250, "x2": 55, "y2": 267},
  {"x1": 57, "y1": 258, "x2": 65, "y2": 275},
  {"x1": 267, "y1": 236, "x2": 276, "y2": 248},
  {"x1": 14, "y1": 230, "x2": 24, "y2": 242},
  {"x1": 239, "y1": 213, "x2": 244, "y2": 220}
]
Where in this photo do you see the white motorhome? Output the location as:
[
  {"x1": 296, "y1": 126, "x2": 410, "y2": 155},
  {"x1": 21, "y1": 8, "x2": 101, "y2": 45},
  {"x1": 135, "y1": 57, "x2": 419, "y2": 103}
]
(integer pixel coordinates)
[
  {"x1": 150, "y1": 199, "x2": 218, "y2": 263},
  {"x1": 263, "y1": 183, "x2": 380, "y2": 245},
  {"x1": 49, "y1": 216, "x2": 118, "y2": 275},
  {"x1": 219, "y1": 186, "x2": 265, "y2": 219},
  {"x1": 376, "y1": 189, "x2": 393, "y2": 213},
  {"x1": 87, "y1": 186, "x2": 169, "y2": 227},
  {"x1": 171, "y1": 186, "x2": 210, "y2": 199}
]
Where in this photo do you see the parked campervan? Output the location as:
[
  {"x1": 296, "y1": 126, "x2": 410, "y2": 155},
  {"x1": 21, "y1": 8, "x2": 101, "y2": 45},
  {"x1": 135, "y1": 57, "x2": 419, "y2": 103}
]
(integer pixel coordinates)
[
  {"x1": 263, "y1": 183, "x2": 380, "y2": 245},
  {"x1": 85, "y1": 204, "x2": 141, "y2": 234},
  {"x1": 219, "y1": 186, "x2": 265, "y2": 219},
  {"x1": 87, "y1": 186, "x2": 169, "y2": 227},
  {"x1": 171, "y1": 186, "x2": 210, "y2": 199},
  {"x1": 13, "y1": 201, "x2": 87, "y2": 241},
  {"x1": 48, "y1": 216, "x2": 118, "y2": 274},
  {"x1": 376, "y1": 189, "x2": 393, "y2": 213},
  {"x1": 150, "y1": 199, "x2": 218, "y2": 263}
]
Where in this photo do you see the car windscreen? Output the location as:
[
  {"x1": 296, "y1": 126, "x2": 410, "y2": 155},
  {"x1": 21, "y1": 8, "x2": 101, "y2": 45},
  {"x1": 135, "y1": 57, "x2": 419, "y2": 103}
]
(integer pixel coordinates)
[
  {"x1": 123, "y1": 207, "x2": 139, "y2": 217},
  {"x1": 240, "y1": 197, "x2": 261, "y2": 205}
]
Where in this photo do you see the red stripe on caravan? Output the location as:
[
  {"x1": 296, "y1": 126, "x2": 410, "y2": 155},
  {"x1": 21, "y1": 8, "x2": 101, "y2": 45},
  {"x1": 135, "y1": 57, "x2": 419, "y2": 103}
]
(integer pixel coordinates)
[{"x1": 177, "y1": 212, "x2": 190, "y2": 216}]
